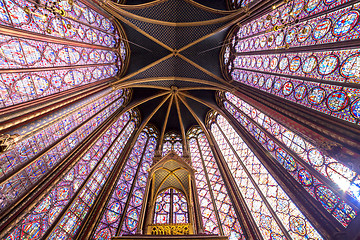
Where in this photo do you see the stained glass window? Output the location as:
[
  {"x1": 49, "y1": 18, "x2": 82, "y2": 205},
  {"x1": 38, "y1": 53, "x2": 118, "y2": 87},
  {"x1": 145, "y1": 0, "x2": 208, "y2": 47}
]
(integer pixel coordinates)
[
  {"x1": 173, "y1": 189, "x2": 188, "y2": 224},
  {"x1": 0, "y1": 88, "x2": 129, "y2": 213},
  {"x1": 154, "y1": 188, "x2": 189, "y2": 224},
  {"x1": 188, "y1": 127, "x2": 245, "y2": 239},
  {"x1": 224, "y1": 0, "x2": 360, "y2": 124},
  {"x1": 5, "y1": 110, "x2": 136, "y2": 240},
  {"x1": 48, "y1": 119, "x2": 136, "y2": 239},
  {"x1": 120, "y1": 128, "x2": 158, "y2": 236},
  {"x1": 222, "y1": 91, "x2": 358, "y2": 227},
  {"x1": 93, "y1": 125, "x2": 158, "y2": 239},
  {"x1": 0, "y1": 0, "x2": 128, "y2": 108},
  {"x1": 162, "y1": 132, "x2": 183, "y2": 157},
  {"x1": 154, "y1": 189, "x2": 171, "y2": 224},
  {"x1": 209, "y1": 112, "x2": 323, "y2": 239}
]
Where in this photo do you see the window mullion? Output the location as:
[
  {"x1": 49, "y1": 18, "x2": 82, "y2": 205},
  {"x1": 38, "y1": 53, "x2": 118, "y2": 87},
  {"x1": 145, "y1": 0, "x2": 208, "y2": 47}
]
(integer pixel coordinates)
[
  {"x1": 215, "y1": 121, "x2": 293, "y2": 240},
  {"x1": 195, "y1": 137, "x2": 225, "y2": 236}
]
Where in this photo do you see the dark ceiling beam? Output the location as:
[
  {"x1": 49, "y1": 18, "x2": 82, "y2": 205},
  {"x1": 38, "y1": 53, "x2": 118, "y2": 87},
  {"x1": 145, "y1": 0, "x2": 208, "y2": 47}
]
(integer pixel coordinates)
[{"x1": 158, "y1": 95, "x2": 174, "y2": 151}]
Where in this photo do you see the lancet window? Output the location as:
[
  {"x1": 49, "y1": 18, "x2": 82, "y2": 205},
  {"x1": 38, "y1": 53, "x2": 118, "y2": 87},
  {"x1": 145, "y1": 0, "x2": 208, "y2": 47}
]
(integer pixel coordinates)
[
  {"x1": 187, "y1": 126, "x2": 245, "y2": 240},
  {"x1": 5, "y1": 109, "x2": 138, "y2": 240},
  {"x1": 162, "y1": 132, "x2": 183, "y2": 157},
  {"x1": 223, "y1": 0, "x2": 360, "y2": 124},
  {"x1": 0, "y1": 0, "x2": 127, "y2": 108},
  {"x1": 0, "y1": 88, "x2": 130, "y2": 213},
  {"x1": 153, "y1": 188, "x2": 189, "y2": 224},
  {"x1": 221, "y1": 91, "x2": 359, "y2": 227},
  {"x1": 93, "y1": 125, "x2": 158, "y2": 239},
  {"x1": 208, "y1": 111, "x2": 323, "y2": 239}
]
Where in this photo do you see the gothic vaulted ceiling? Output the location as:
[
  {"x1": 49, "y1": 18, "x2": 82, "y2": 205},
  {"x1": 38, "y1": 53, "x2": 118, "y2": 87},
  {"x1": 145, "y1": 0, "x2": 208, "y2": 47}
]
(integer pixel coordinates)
[{"x1": 100, "y1": 0, "x2": 247, "y2": 135}]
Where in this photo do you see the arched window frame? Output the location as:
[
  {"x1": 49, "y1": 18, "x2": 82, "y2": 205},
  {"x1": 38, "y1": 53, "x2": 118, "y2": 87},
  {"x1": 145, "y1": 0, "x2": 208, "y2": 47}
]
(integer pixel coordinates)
[
  {"x1": 3, "y1": 108, "x2": 138, "y2": 240},
  {"x1": 187, "y1": 126, "x2": 245, "y2": 239},
  {"x1": 92, "y1": 124, "x2": 159, "y2": 239},
  {"x1": 220, "y1": 0, "x2": 360, "y2": 125},
  {"x1": 0, "y1": 88, "x2": 131, "y2": 215},
  {"x1": 162, "y1": 131, "x2": 183, "y2": 157},
  {"x1": 218, "y1": 91, "x2": 359, "y2": 228},
  {"x1": 0, "y1": 0, "x2": 130, "y2": 108},
  {"x1": 206, "y1": 110, "x2": 323, "y2": 240},
  {"x1": 153, "y1": 187, "x2": 189, "y2": 225}
]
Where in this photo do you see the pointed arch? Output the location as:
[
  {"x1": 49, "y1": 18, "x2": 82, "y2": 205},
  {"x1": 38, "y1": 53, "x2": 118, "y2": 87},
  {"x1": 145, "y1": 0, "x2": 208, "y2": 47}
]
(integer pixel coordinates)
[
  {"x1": 207, "y1": 110, "x2": 323, "y2": 239},
  {"x1": 187, "y1": 126, "x2": 245, "y2": 239},
  {"x1": 219, "y1": 91, "x2": 359, "y2": 227}
]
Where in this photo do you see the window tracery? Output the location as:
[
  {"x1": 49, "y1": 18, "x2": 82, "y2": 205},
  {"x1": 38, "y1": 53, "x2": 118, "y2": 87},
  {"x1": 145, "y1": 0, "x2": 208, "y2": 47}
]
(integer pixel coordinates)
[
  {"x1": 1, "y1": 0, "x2": 359, "y2": 238},
  {"x1": 153, "y1": 188, "x2": 189, "y2": 225},
  {"x1": 208, "y1": 112, "x2": 323, "y2": 239},
  {"x1": 5, "y1": 109, "x2": 137, "y2": 240},
  {"x1": 221, "y1": 91, "x2": 359, "y2": 227},
  {"x1": 162, "y1": 132, "x2": 183, "y2": 157},
  {"x1": 0, "y1": 89, "x2": 129, "y2": 213},
  {"x1": 223, "y1": 0, "x2": 360, "y2": 124},
  {"x1": 234, "y1": 0, "x2": 352, "y2": 40},
  {"x1": 93, "y1": 125, "x2": 158, "y2": 239},
  {"x1": 0, "y1": 0, "x2": 128, "y2": 108},
  {"x1": 187, "y1": 127, "x2": 245, "y2": 240}
]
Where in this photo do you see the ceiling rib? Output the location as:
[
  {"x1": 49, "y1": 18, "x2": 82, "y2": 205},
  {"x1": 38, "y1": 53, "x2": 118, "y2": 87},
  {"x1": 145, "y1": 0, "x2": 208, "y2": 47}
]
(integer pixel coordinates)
[
  {"x1": 137, "y1": 93, "x2": 172, "y2": 132},
  {"x1": 177, "y1": 54, "x2": 232, "y2": 86},
  {"x1": 159, "y1": 95, "x2": 174, "y2": 151},
  {"x1": 177, "y1": 94, "x2": 210, "y2": 139},
  {"x1": 113, "y1": 77, "x2": 233, "y2": 91},
  {"x1": 116, "y1": 0, "x2": 168, "y2": 9},
  {"x1": 178, "y1": 87, "x2": 221, "y2": 91},
  {"x1": 125, "y1": 84, "x2": 170, "y2": 90},
  {"x1": 116, "y1": 0, "x2": 235, "y2": 14},
  {"x1": 177, "y1": 0, "x2": 274, "y2": 52},
  {"x1": 106, "y1": 4, "x2": 243, "y2": 27},
  {"x1": 120, "y1": 91, "x2": 170, "y2": 114},
  {"x1": 179, "y1": 91, "x2": 222, "y2": 113},
  {"x1": 174, "y1": 94, "x2": 188, "y2": 152},
  {"x1": 113, "y1": 54, "x2": 173, "y2": 84},
  {"x1": 100, "y1": 0, "x2": 240, "y2": 135},
  {"x1": 177, "y1": 18, "x2": 238, "y2": 52},
  {"x1": 183, "y1": 0, "x2": 235, "y2": 14},
  {"x1": 103, "y1": 6, "x2": 174, "y2": 51}
]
